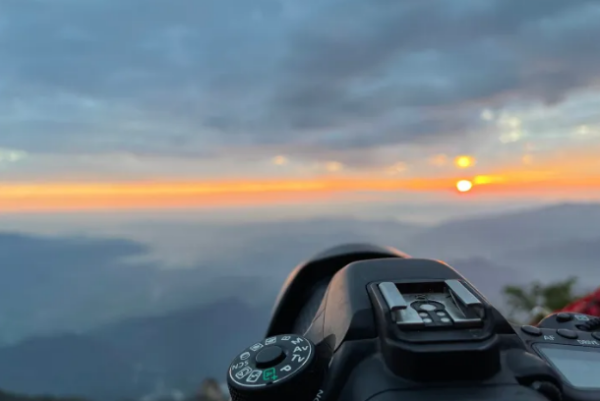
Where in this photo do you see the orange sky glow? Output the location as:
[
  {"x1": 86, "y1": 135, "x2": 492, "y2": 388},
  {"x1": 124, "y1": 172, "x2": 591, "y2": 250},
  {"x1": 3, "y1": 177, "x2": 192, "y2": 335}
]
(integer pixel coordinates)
[
  {"x1": 3, "y1": 165, "x2": 600, "y2": 213},
  {"x1": 3, "y1": 145, "x2": 600, "y2": 213}
]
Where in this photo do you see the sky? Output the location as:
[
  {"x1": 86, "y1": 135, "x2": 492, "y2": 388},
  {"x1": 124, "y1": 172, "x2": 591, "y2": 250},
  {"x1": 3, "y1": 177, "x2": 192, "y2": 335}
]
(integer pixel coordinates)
[{"x1": 2, "y1": 0, "x2": 600, "y2": 219}]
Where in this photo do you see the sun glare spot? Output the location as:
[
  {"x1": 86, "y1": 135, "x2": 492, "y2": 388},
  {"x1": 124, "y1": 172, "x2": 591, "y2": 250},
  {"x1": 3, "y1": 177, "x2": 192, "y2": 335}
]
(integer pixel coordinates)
[
  {"x1": 272, "y1": 155, "x2": 288, "y2": 166},
  {"x1": 325, "y1": 161, "x2": 343, "y2": 172},
  {"x1": 473, "y1": 176, "x2": 491, "y2": 185},
  {"x1": 456, "y1": 180, "x2": 473, "y2": 193},
  {"x1": 455, "y1": 155, "x2": 475, "y2": 168}
]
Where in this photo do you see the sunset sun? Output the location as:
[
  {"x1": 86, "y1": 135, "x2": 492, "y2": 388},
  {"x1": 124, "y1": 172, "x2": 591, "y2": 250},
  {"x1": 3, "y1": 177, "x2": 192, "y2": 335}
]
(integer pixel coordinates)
[{"x1": 456, "y1": 180, "x2": 473, "y2": 193}]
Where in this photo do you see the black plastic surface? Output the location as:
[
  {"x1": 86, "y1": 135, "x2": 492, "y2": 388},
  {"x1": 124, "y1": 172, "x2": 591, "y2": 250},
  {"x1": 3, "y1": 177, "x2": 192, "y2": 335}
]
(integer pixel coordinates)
[
  {"x1": 335, "y1": 350, "x2": 553, "y2": 401},
  {"x1": 575, "y1": 317, "x2": 600, "y2": 332},
  {"x1": 522, "y1": 326, "x2": 543, "y2": 336},
  {"x1": 315, "y1": 257, "x2": 589, "y2": 400},
  {"x1": 266, "y1": 244, "x2": 408, "y2": 337},
  {"x1": 539, "y1": 312, "x2": 599, "y2": 332},
  {"x1": 529, "y1": 381, "x2": 562, "y2": 401},
  {"x1": 318, "y1": 258, "x2": 467, "y2": 351},
  {"x1": 557, "y1": 313, "x2": 573, "y2": 323},
  {"x1": 556, "y1": 329, "x2": 578, "y2": 339},
  {"x1": 369, "y1": 281, "x2": 501, "y2": 381},
  {"x1": 366, "y1": 386, "x2": 552, "y2": 401},
  {"x1": 244, "y1": 245, "x2": 600, "y2": 401},
  {"x1": 255, "y1": 346, "x2": 285, "y2": 367},
  {"x1": 516, "y1": 324, "x2": 600, "y2": 401},
  {"x1": 317, "y1": 339, "x2": 378, "y2": 401},
  {"x1": 505, "y1": 348, "x2": 559, "y2": 386}
]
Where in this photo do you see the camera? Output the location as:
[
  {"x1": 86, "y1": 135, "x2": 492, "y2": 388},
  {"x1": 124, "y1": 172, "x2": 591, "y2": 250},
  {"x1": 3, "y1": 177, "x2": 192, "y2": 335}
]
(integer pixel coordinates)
[{"x1": 226, "y1": 244, "x2": 600, "y2": 401}]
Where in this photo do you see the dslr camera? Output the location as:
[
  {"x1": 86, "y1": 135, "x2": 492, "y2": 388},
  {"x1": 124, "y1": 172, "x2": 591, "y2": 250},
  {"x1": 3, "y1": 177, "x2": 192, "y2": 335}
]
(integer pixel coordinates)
[{"x1": 226, "y1": 245, "x2": 600, "y2": 401}]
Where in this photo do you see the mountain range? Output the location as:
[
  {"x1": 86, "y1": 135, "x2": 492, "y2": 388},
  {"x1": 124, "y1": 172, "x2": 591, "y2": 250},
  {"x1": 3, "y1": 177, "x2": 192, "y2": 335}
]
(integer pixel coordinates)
[
  {"x1": 0, "y1": 299, "x2": 270, "y2": 401},
  {"x1": 1, "y1": 202, "x2": 600, "y2": 399},
  {"x1": 0, "y1": 233, "x2": 275, "y2": 345},
  {"x1": 405, "y1": 203, "x2": 600, "y2": 260}
]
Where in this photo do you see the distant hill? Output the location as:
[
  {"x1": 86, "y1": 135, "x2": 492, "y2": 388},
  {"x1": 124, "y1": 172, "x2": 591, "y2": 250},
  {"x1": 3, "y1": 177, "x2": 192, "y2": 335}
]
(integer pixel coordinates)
[
  {"x1": 0, "y1": 232, "x2": 152, "y2": 343},
  {"x1": 3, "y1": 202, "x2": 600, "y2": 343},
  {"x1": 444, "y1": 257, "x2": 535, "y2": 312},
  {"x1": 0, "y1": 334, "x2": 134, "y2": 401},
  {"x1": 0, "y1": 218, "x2": 422, "y2": 345},
  {"x1": 405, "y1": 203, "x2": 600, "y2": 259},
  {"x1": 0, "y1": 390, "x2": 86, "y2": 401},
  {"x1": 0, "y1": 232, "x2": 275, "y2": 345},
  {"x1": 0, "y1": 299, "x2": 269, "y2": 401},
  {"x1": 3, "y1": 203, "x2": 600, "y2": 343},
  {"x1": 493, "y1": 237, "x2": 600, "y2": 286},
  {"x1": 124, "y1": 218, "x2": 423, "y2": 276},
  {"x1": 90, "y1": 298, "x2": 270, "y2": 393}
]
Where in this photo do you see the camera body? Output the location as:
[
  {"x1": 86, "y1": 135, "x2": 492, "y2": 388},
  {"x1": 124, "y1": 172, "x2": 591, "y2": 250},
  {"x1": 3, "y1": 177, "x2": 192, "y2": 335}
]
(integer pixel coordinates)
[{"x1": 227, "y1": 245, "x2": 600, "y2": 401}]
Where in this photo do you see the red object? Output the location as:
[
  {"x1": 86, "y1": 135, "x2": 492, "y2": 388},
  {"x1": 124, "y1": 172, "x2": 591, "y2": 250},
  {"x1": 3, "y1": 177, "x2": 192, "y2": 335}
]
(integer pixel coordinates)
[{"x1": 558, "y1": 287, "x2": 600, "y2": 317}]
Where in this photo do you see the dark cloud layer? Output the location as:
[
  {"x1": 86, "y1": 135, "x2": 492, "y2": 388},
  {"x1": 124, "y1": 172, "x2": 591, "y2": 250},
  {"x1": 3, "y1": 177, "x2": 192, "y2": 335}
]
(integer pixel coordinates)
[{"x1": 1, "y1": 0, "x2": 600, "y2": 160}]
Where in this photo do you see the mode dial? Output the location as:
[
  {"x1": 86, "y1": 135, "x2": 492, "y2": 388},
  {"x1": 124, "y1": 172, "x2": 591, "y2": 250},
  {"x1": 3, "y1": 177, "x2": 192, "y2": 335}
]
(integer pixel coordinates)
[{"x1": 227, "y1": 335, "x2": 322, "y2": 401}]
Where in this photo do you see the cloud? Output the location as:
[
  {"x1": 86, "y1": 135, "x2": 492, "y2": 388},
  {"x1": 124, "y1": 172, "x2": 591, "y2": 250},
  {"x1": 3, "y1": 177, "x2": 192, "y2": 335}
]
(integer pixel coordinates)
[
  {"x1": 1, "y1": 0, "x2": 600, "y2": 165},
  {"x1": 271, "y1": 0, "x2": 600, "y2": 146}
]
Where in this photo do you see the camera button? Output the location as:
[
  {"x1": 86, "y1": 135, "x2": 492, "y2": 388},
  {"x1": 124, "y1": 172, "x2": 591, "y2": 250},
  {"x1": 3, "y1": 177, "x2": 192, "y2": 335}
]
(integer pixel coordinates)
[
  {"x1": 521, "y1": 325, "x2": 542, "y2": 336},
  {"x1": 255, "y1": 346, "x2": 285, "y2": 368},
  {"x1": 556, "y1": 313, "x2": 572, "y2": 322},
  {"x1": 557, "y1": 329, "x2": 578, "y2": 339}
]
